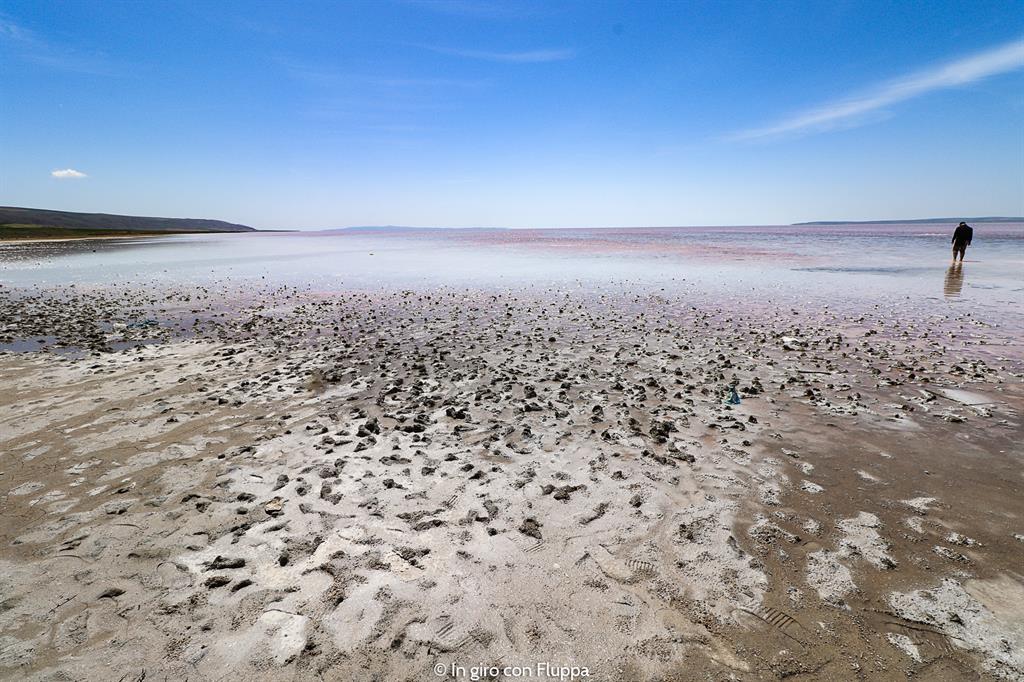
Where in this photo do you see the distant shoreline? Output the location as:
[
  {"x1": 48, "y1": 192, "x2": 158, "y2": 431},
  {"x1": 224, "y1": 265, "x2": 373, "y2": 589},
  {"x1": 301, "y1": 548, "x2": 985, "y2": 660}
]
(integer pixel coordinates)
[{"x1": 794, "y1": 216, "x2": 1022, "y2": 225}]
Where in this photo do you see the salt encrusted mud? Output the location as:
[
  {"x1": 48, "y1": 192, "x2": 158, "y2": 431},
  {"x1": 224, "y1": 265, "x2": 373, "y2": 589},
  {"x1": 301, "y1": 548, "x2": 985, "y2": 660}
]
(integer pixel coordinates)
[{"x1": 1, "y1": 285, "x2": 1022, "y2": 680}]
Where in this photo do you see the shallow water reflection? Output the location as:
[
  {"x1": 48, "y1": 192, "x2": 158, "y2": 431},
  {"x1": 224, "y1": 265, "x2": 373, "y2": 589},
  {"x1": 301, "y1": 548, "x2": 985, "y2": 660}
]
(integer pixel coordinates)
[
  {"x1": 943, "y1": 262, "x2": 965, "y2": 298},
  {"x1": 1, "y1": 224, "x2": 1021, "y2": 331}
]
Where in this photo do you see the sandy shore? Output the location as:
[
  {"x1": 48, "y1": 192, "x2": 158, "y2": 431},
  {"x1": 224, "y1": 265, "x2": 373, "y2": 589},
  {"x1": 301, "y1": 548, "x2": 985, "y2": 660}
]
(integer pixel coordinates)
[
  {"x1": 0, "y1": 236, "x2": 154, "y2": 245},
  {"x1": 0, "y1": 232, "x2": 208, "y2": 245},
  {"x1": 1, "y1": 286, "x2": 1022, "y2": 680}
]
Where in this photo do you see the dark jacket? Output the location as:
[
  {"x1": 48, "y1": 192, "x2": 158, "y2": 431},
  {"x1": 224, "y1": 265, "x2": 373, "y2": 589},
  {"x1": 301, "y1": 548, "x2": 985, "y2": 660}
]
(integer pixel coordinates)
[{"x1": 952, "y1": 224, "x2": 973, "y2": 246}]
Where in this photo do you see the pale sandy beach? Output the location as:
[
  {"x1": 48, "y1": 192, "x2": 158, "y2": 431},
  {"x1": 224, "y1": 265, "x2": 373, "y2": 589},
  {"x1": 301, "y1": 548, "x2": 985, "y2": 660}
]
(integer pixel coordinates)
[
  {"x1": 1, "y1": 256, "x2": 1022, "y2": 680},
  {"x1": 5, "y1": 1, "x2": 1024, "y2": 678}
]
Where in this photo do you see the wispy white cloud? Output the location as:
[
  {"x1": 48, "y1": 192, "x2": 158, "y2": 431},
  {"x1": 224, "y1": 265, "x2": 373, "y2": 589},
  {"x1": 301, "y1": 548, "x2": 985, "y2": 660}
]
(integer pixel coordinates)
[
  {"x1": 280, "y1": 59, "x2": 488, "y2": 89},
  {"x1": 277, "y1": 57, "x2": 489, "y2": 124},
  {"x1": 0, "y1": 16, "x2": 30, "y2": 42},
  {"x1": 401, "y1": 0, "x2": 540, "y2": 19},
  {"x1": 420, "y1": 45, "x2": 575, "y2": 63},
  {"x1": 0, "y1": 15, "x2": 114, "y2": 75},
  {"x1": 732, "y1": 38, "x2": 1024, "y2": 141},
  {"x1": 51, "y1": 168, "x2": 87, "y2": 179}
]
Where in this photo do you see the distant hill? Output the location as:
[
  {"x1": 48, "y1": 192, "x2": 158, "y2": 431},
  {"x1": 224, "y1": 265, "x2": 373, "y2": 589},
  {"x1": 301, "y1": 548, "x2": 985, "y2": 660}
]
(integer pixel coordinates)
[
  {"x1": 0, "y1": 206, "x2": 255, "y2": 233},
  {"x1": 794, "y1": 217, "x2": 1023, "y2": 225}
]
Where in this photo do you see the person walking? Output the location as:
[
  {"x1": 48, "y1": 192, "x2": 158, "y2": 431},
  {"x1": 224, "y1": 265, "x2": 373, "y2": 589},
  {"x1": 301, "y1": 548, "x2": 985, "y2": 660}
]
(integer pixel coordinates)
[{"x1": 951, "y1": 221, "x2": 973, "y2": 262}]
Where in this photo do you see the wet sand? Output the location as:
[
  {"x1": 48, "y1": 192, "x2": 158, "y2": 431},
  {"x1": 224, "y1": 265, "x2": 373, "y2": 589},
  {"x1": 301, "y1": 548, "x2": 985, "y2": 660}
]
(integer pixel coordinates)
[
  {"x1": 0, "y1": 235, "x2": 167, "y2": 245},
  {"x1": 0, "y1": 231, "x2": 213, "y2": 244},
  {"x1": 1, "y1": 283, "x2": 1022, "y2": 681}
]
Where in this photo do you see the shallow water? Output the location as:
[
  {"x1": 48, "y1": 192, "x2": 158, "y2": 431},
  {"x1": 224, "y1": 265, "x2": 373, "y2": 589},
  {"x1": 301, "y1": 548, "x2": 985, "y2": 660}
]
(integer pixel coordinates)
[{"x1": 1, "y1": 223, "x2": 1021, "y2": 327}]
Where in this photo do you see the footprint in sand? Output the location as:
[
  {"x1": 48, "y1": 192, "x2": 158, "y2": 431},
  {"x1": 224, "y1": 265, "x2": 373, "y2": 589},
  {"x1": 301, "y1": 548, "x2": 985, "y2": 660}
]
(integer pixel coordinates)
[
  {"x1": 589, "y1": 545, "x2": 655, "y2": 583},
  {"x1": 736, "y1": 604, "x2": 810, "y2": 644},
  {"x1": 658, "y1": 608, "x2": 751, "y2": 672},
  {"x1": 155, "y1": 561, "x2": 193, "y2": 589}
]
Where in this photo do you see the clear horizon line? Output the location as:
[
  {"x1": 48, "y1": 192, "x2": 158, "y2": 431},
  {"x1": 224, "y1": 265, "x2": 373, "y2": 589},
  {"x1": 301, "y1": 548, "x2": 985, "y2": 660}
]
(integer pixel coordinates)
[{"x1": 290, "y1": 216, "x2": 1020, "y2": 231}]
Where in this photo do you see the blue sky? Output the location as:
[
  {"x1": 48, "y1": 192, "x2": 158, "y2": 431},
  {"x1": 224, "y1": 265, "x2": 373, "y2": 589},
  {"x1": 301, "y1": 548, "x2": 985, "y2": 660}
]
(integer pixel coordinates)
[{"x1": 1, "y1": 0, "x2": 1022, "y2": 228}]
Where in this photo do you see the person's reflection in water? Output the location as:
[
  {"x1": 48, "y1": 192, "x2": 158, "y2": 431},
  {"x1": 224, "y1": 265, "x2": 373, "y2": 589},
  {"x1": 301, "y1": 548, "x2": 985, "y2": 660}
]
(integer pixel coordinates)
[{"x1": 944, "y1": 262, "x2": 964, "y2": 298}]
